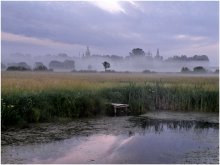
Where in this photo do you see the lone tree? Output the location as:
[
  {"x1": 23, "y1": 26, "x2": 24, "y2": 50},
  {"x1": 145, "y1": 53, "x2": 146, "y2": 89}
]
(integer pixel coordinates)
[{"x1": 102, "y1": 61, "x2": 110, "y2": 71}]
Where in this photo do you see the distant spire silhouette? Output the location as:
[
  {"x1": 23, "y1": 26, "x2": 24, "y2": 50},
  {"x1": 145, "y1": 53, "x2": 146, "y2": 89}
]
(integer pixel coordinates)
[
  {"x1": 155, "y1": 48, "x2": 163, "y2": 60},
  {"x1": 156, "y1": 48, "x2": 160, "y2": 57},
  {"x1": 85, "y1": 46, "x2": 91, "y2": 57}
]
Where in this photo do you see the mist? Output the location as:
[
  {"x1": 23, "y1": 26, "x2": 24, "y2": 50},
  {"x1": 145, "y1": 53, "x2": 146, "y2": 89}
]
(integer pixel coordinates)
[{"x1": 1, "y1": 51, "x2": 217, "y2": 73}]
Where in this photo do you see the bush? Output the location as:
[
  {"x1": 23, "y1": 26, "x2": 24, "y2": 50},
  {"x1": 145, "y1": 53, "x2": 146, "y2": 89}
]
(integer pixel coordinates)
[
  {"x1": 142, "y1": 69, "x2": 156, "y2": 73},
  {"x1": 34, "y1": 63, "x2": 48, "y2": 71},
  {"x1": 28, "y1": 108, "x2": 41, "y2": 122},
  {"x1": 1, "y1": 104, "x2": 21, "y2": 126},
  {"x1": 7, "y1": 66, "x2": 31, "y2": 71},
  {"x1": 193, "y1": 66, "x2": 206, "y2": 73},
  {"x1": 181, "y1": 67, "x2": 191, "y2": 73}
]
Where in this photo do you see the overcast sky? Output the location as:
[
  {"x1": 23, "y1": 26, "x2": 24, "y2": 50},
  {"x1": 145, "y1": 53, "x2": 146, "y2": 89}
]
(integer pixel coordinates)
[{"x1": 1, "y1": 1, "x2": 219, "y2": 65}]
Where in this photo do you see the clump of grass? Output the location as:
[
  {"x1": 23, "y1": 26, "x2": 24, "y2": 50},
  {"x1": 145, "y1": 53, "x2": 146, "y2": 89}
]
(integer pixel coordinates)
[
  {"x1": 1, "y1": 90, "x2": 108, "y2": 127},
  {"x1": 150, "y1": 82, "x2": 218, "y2": 112}
]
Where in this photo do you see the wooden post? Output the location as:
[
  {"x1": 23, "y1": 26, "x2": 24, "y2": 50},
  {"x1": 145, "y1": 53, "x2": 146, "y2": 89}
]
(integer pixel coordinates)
[{"x1": 114, "y1": 106, "x2": 117, "y2": 116}]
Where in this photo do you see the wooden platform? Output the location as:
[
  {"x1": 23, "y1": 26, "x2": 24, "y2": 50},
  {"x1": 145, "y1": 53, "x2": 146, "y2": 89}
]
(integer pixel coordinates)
[{"x1": 110, "y1": 103, "x2": 129, "y2": 116}]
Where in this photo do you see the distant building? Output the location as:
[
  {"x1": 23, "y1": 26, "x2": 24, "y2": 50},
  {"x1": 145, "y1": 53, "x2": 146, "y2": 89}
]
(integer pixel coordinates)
[
  {"x1": 156, "y1": 48, "x2": 159, "y2": 57},
  {"x1": 154, "y1": 48, "x2": 163, "y2": 60},
  {"x1": 85, "y1": 46, "x2": 91, "y2": 57},
  {"x1": 147, "y1": 51, "x2": 152, "y2": 57}
]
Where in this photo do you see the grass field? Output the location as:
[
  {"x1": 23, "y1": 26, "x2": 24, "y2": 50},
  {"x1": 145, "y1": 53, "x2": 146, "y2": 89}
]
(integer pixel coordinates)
[{"x1": 1, "y1": 71, "x2": 219, "y2": 127}]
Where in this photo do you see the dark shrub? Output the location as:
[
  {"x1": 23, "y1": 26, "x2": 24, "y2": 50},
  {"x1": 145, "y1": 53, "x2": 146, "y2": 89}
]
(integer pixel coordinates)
[
  {"x1": 181, "y1": 67, "x2": 191, "y2": 73},
  {"x1": 193, "y1": 66, "x2": 206, "y2": 73},
  {"x1": 142, "y1": 69, "x2": 156, "y2": 73},
  {"x1": 7, "y1": 66, "x2": 31, "y2": 71},
  {"x1": 28, "y1": 108, "x2": 41, "y2": 122},
  {"x1": 34, "y1": 62, "x2": 48, "y2": 71}
]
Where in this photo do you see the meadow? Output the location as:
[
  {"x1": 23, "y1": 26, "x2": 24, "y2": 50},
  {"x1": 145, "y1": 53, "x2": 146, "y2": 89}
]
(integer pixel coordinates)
[{"x1": 1, "y1": 71, "x2": 219, "y2": 127}]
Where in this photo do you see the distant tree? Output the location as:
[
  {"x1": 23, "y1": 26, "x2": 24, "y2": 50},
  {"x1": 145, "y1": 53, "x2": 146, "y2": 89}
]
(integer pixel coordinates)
[
  {"x1": 49, "y1": 60, "x2": 63, "y2": 69},
  {"x1": 58, "y1": 53, "x2": 68, "y2": 58},
  {"x1": 7, "y1": 66, "x2": 31, "y2": 71},
  {"x1": 129, "y1": 48, "x2": 145, "y2": 57},
  {"x1": 215, "y1": 69, "x2": 219, "y2": 73},
  {"x1": 34, "y1": 62, "x2": 44, "y2": 67},
  {"x1": 191, "y1": 55, "x2": 209, "y2": 61},
  {"x1": 17, "y1": 62, "x2": 31, "y2": 70},
  {"x1": 49, "y1": 60, "x2": 75, "y2": 69},
  {"x1": 109, "y1": 55, "x2": 123, "y2": 61},
  {"x1": 102, "y1": 61, "x2": 110, "y2": 71},
  {"x1": 34, "y1": 62, "x2": 48, "y2": 71},
  {"x1": 193, "y1": 66, "x2": 206, "y2": 73},
  {"x1": 142, "y1": 69, "x2": 156, "y2": 73},
  {"x1": 63, "y1": 60, "x2": 75, "y2": 69},
  {"x1": 181, "y1": 67, "x2": 191, "y2": 73},
  {"x1": 49, "y1": 60, "x2": 64, "y2": 69},
  {"x1": 180, "y1": 55, "x2": 188, "y2": 61},
  {"x1": 166, "y1": 55, "x2": 209, "y2": 62},
  {"x1": 6, "y1": 62, "x2": 31, "y2": 71}
]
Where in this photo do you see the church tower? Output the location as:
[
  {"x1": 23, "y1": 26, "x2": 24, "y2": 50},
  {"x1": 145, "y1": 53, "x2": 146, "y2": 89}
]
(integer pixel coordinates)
[
  {"x1": 156, "y1": 48, "x2": 160, "y2": 57},
  {"x1": 155, "y1": 48, "x2": 163, "y2": 60},
  {"x1": 85, "y1": 46, "x2": 91, "y2": 57}
]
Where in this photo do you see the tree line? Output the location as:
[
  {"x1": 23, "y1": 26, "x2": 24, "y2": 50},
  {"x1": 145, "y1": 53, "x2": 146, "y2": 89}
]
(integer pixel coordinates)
[{"x1": 4, "y1": 60, "x2": 75, "y2": 71}]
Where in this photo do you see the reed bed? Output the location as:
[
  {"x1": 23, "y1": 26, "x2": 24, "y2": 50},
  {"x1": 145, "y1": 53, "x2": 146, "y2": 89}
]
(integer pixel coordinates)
[{"x1": 1, "y1": 71, "x2": 219, "y2": 127}]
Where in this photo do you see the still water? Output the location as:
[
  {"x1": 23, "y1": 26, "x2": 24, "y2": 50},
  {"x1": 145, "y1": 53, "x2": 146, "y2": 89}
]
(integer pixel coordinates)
[{"x1": 1, "y1": 112, "x2": 219, "y2": 164}]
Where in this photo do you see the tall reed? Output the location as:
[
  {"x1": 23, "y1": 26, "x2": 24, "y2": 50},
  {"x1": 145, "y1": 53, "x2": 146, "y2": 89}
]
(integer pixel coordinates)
[{"x1": 1, "y1": 72, "x2": 218, "y2": 127}]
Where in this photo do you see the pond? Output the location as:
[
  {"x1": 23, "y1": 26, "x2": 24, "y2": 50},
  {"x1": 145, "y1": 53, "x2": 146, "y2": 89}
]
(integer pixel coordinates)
[{"x1": 1, "y1": 111, "x2": 219, "y2": 164}]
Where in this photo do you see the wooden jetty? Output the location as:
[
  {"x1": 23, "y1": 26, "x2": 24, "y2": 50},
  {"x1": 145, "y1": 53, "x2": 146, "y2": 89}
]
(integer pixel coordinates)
[{"x1": 110, "y1": 103, "x2": 129, "y2": 116}]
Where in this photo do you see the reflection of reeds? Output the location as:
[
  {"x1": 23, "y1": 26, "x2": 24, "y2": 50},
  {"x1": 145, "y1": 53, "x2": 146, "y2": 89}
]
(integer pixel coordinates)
[
  {"x1": 1, "y1": 72, "x2": 219, "y2": 127},
  {"x1": 129, "y1": 117, "x2": 219, "y2": 133}
]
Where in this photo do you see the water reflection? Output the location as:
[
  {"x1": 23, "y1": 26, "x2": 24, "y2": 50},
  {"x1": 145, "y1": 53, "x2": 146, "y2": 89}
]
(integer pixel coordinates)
[
  {"x1": 129, "y1": 116, "x2": 219, "y2": 134},
  {"x1": 1, "y1": 115, "x2": 219, "y2": 164}
]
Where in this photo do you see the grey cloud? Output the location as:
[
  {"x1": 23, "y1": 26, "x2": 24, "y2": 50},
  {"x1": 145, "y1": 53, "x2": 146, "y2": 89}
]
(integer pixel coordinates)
[{"x1": 1, "y1": 1, "x2": 219, "y2": 60}]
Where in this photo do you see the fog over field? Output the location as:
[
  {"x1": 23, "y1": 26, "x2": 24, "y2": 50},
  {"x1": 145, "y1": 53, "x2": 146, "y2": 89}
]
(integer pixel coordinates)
[{"x1": 1, "y1": 52, "x2": 215, "y2": 73}]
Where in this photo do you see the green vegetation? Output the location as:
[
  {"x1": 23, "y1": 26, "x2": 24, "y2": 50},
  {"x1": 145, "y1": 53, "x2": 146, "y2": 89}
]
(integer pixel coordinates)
[{"x1": 1, "y1": 72, "x2": 219, "y2": 127}]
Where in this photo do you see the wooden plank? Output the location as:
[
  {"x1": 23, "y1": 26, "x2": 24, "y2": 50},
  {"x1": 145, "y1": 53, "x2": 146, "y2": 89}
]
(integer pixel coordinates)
[
  {"x1": 110, "y1": 103, "x2": 129, "y2": 116},
  {"x1": 111, "y1": 103, "x2": 129, "y2": 107}
]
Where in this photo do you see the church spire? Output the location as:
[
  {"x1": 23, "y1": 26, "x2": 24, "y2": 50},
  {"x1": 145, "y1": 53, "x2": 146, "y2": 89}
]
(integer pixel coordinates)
[
  {"x1": 85, "y1": 46, "x2": 91, "y2": 57},
  {"x1": 156, "y1": 48, "x2": 159, "y2": 57}
]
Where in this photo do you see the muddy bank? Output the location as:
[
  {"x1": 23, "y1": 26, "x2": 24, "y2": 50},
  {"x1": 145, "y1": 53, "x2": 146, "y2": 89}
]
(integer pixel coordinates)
[
  {"x1": 1, "y1": 111, "x2": 218, "y2": 146},
  {"x1": 1, "y1": 111, "x2": 219, "y2": 164},
  {"x1": 1, "y1": 116, "x2": 134, "y2": 146}
]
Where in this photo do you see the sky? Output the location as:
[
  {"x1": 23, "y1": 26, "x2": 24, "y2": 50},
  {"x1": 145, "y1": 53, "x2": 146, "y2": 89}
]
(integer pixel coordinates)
[{"x1": 1, "y1": 1, "x2": 219, "y2": 65}]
